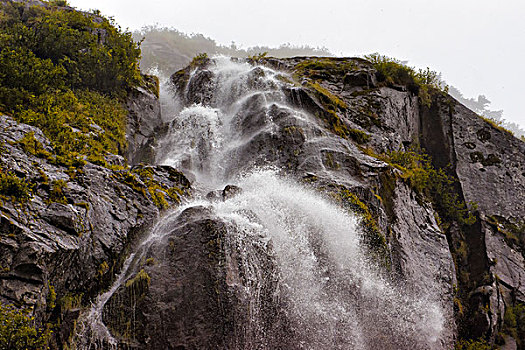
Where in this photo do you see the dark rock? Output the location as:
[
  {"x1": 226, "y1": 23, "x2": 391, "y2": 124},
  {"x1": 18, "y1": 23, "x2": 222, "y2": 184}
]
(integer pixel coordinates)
[
  {"x1": 103, "y1": 206, "x2": 291, "y2": 349},
  {"x1": 206, "y1": 190, "x2": 223, "y2": 201},
  {"x1": 2, "y1": 53, "x2": 525, "y2": 349},
  {"x1": 222, "y1": 185, "x2": 242, "y2": 200},
  {"x1": 0, "y1": 114, "x2": 191, "y2": 340},
  {"x1": 125, "y1": 83, "x2": 164, "y2": 165}
]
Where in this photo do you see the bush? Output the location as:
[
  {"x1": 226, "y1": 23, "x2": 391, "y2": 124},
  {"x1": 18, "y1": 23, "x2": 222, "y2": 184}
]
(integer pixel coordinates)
[
  {"x1": 0, "y1": 302, "x2": 51, "y2": 350},
  {"x1": 368, "y1": 148, "x2": 476, "y2": 226},
  {"x1": 0, "y1": 170, "x2": 32, "y2": 203},
  {"x1": 0, "y1": 0, "x2": 141, "y2": 170},
  {"x1": 503, "y1": 303, "x2": 525, "y2": 348},
  {"x1": 454, "y1": 339, "x2": 491, "y2": 350},
  {"x1": 364, "y1": 53, "x2": 448, "y2": 107},
  {"x1": 0, "y1": 1, "x2": 141, "y2": 96}
]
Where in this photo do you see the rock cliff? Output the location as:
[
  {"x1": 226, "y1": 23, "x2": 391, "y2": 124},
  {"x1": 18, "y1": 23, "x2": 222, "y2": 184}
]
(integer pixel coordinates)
[
  {"x1": 0, "y1": 88, "x2": 191, "y2": 345},
  {"x1": 0, "y1": 3, "x2": 524, "y2": 348}
]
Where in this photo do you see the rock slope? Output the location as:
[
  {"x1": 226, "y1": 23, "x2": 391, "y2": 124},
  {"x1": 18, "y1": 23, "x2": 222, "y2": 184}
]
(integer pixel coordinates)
[
  {"x1": 1, "y1": 52, "x2": 524, "y2": 349},
  {"x1": 0, "y1": 86, "x2": 190, "y2": 346}
]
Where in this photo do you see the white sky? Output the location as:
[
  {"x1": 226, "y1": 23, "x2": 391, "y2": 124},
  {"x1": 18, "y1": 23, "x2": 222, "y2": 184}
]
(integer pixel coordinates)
[{"x1": 69, "y1": 0, "x2": 525, "y2": 128}]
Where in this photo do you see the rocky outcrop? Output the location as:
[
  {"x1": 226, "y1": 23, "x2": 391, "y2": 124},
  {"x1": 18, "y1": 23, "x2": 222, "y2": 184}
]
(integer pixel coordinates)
[
  {"x1": 154, "y1": 56, "x2": 523, "y2": 348},
  {"x1": 0, "y1": 113, "x2": 190, "y2": 345},
  {"x1": 2, "y1": 52, "x2": 524, "y2": 349},
  {"x1": 102, "y1": 204, "x2": 291, "y2": 349},
  {"x1": 126, "y1": 76, "x2": 166, "y2": 165}
]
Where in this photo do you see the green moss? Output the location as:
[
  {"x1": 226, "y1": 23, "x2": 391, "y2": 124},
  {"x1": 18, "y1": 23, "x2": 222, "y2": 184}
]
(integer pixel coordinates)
[
  {"x1": 49, "y1": 179, "x2": 68, "y2": 204},
  {"x1": 0, "y1": 302, "x2": 52, "y2": 349},
  {"x1": 97, "y1": 261, "x2": 109, "y2": 277},
  {"x1": 58, "y1": 292, "x2": 83, "y2": 311},
  {"x1": 363, "y1": 147, "x2": 476, "y2": 226},
  {"x1": 454, "y1": 339, "x2": 491, "y2": 350},
  {"x1": 336, "y1": 188, "x2": 390, "y2": 269},
  {"x1": 293, "y1": 57, "x2": 358, "y2": 81},
  {"x1": 49, "y1": 0, "x2": 69, "y2": 7},
  {"x1": 16, "y1": 132, "x2": 52, "y2": 159},
  {"x1": 125, "y1": 269, "x2": 150, "y2": 291},
  {"x1": 323, "y1": 151, "x2": 338, "y2": 169},
  {"x1": 114, "y1": 171, "x2": 147, "y2": 197},
  {"x1": 307, "y1": 81, "x2": 347, "y2": 110},
  {"x1": 0, "y1": 170, "x2": 32, "y2": 203},
  {"x1": 141, "y1": 74, "x2": 160, "y2": 98},
  {"x1": 118, "y1": 167, "x2": 184, "y2": 208},
  {"x1": 454, "y1": 296, "x2": 464, "y2": 317},
  {"x1": 190, "y1": 53, "x2": 209, "y2": 68},
  {"x1": 479, "y1": 115, "x2": 515, "y2": 136},
  {"x1": 348, "y1": 128, "x2": 371, "y2": 144},
  {"x1": 47, "y1": 284, "x2": 56, "y2": 310},
  {"x1": 316, "y1": 110, "x2": 370, "y2": 143},
  {"x1": 149, "y1": 188, "x2": 168, "y2": 209},
  {"x1": 275, "y1": 74, "x2": 295, "y2": 85},
  {"x1": 339, "y1": 190, "x2": 385, "y2": 247},
  {"x1": 247, "y1": 52, "x2": 268, "y2": 63},
  {"x1": 73, "y1": 202, "x2": 89, "y2": 210},
  {"x1": 502, "y1": 302, "x2": 525, "y2": 347}
]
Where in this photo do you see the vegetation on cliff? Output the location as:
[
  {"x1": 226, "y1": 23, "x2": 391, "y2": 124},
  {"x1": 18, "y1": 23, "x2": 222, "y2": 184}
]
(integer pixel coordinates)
[
  {"x1": 364, "y1": 53, "x2": 448, "y2": 107},
  {"x1": 134, "y1": 25, "x2": 332, "y2": 76},
  {"x1": 0, "y1": 302, "x2": 51, "y2": 349},
  {"x1": 376, "y1": 148, "x2": 476, "y2": 226},
  {"x1": 0, "y1": 0, "x2": 142, "y2": 173}
]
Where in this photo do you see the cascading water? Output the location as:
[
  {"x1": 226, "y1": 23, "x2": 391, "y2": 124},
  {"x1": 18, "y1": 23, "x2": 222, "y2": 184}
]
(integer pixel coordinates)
[{"x1": 74, "y1": 56, "x2": 447, "y2": 349}]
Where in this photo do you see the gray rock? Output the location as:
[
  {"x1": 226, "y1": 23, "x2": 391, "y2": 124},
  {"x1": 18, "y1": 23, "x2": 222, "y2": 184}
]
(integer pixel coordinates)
[
  {"x1": 125, "y1": 83, "x2": 165, "y2": 165},
  {"x1": 0, "y1": 114, "x2": 190, "y2": 344}
]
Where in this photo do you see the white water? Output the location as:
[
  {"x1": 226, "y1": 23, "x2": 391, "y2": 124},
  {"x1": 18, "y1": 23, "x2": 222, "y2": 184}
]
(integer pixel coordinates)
[{"x1": 75, "y1": 56, "x2": 447, "y2": 349}]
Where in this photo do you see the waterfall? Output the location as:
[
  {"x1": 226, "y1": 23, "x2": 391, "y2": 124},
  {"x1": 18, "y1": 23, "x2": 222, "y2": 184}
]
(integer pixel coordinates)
[{"x1": 74, "y1": 56, "x2": 447, "y2": 349}]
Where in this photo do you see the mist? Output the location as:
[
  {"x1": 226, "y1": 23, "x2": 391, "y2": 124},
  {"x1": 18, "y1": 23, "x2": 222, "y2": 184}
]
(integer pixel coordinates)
[{"x1": 68, "y1": 0, "x2": 525, "y2": 134}]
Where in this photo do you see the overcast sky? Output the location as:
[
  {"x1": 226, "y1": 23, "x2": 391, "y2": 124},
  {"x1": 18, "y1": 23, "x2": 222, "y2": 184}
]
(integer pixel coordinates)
[{"x1": 69, "y1": 0, "x2": 525, "y2": 128}]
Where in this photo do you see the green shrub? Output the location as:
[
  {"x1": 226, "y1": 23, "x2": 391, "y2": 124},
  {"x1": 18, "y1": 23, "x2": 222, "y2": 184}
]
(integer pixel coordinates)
[
  {"x1": 46, "y1": 284, "x2": 56, "y2": 310},
  {"x1": 454, "y1": 339, "x2": 491, "y2": 350},
  {"x1": 49, "y1": 179, "x2": 67, "y2": 204},
  {"x1": 503, "y1": 303, "x2": 525, "y2": 347},
  {"x1": 190, "y1": 53, "x2": 209, "y2": 67},
  {"x1": 0, "y1": 302, "x2": 51, "y2": 350},
  {"x1": 348, "y1": 128, "x2": 370, "y2": 144},
  {"x1": 307, "y1": 81, "x2": 347, "y2": 110},
  {"x1": 16, "y1": 132, "x2": 52, "y2": 159},
  {"x1": 390, "y1": 149, "x2": 475, "y2": 226},
  {"x1": 0, "y1": 1, "x2": 141, "y2": 168},
  {"x1": 365, "y1": 147, "x2": 476, "y2": 226},
  {"x1": 125, "y1": 269, "x2": 150, "y2": 290},
  {"x1": 0, "y1": 2, "x2": 141, "y2": 95},
  {"x1": 0, "y1": 170, "x2": 32, "y2": 203},
  {"x1": 294, "y1": 57, "x2": 358, "y2": 80},
  {"x1": 364, "y1": 53, "x2": 447, "y2": 107}
]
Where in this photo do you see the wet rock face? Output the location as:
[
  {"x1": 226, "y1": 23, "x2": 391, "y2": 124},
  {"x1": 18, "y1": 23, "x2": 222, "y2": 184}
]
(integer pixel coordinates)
[
  {"x1": 160, "y1": 57, "x2": 457, "y2": 348},
  {"x1": 417, "y1": 95, "x2": 525, "y2": 342},
  {"x1": 163, "y1": 57, "x2": 525, "y2": 347},
  {"x1": 126, "y1": 86, "x2": 165, "y2": 165},
  {"x1": 0, "y1": 114, "x2": 189, "y2": 343},
  {"x1": 103, "y1": 206, "x2": 292, "y2": 350},
  {"x1": 2, "y1": 54, "x2": 525, "y2": 349},
  {"x1": 451, "y1": 103, "x2": 525, "y2": 218}
]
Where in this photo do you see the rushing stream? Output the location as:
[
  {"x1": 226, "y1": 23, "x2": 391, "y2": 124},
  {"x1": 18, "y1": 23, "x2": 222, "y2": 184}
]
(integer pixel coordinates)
[{"x1": 73, "y1": 56, "x2": 447, "y2": 349}]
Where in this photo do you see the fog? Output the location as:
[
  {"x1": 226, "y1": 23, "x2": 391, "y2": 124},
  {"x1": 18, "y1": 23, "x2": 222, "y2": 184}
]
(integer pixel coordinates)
[{"x1": 69, "y1": 0, "x2": 525, "y2": 131}]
